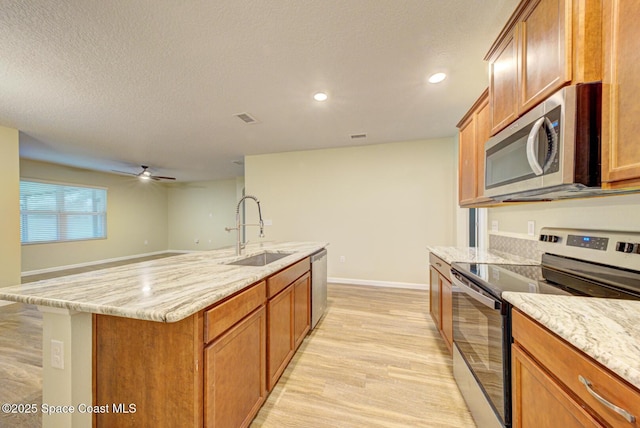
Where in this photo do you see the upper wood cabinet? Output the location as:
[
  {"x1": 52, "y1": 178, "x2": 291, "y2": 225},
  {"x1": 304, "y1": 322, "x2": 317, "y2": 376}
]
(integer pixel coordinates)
[
  {"x1": 486, "y1": 0, "x2": 601, "y2": 135},
  {"x1": 601, "y1": 1, "x2": 640, "y2": 189},
  {"x1": 457, "y1": 89, "x2": 494, "y2": 207}
]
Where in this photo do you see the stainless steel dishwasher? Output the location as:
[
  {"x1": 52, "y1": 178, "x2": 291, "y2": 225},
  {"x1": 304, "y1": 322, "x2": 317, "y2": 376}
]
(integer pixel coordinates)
[{"x1": 310, "y1": 248, "x2": 327, "y2": 329}]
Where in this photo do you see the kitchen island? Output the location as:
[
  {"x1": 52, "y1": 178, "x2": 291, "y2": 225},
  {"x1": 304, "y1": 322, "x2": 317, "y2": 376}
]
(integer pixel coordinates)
[{"x1": 0, "y1": 241, "x2": 327, "y2": 428}]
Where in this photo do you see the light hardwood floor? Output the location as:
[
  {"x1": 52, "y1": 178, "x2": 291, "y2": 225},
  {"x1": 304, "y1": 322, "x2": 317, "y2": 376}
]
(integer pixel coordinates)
[
  {"x1": 0, "y1": 280, "x2": 475, "y2": 427},
  {"x1": 252, "y1": 284, "x2": 476, "y2": 427}
]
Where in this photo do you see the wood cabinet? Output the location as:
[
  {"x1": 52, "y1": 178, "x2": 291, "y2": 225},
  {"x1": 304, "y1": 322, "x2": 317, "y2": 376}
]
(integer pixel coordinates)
[
  {"x1": 94, "y1": 257, "x2": 313, "y2": 428},
  {"x1": 601, "y1": 1, "x2": 640, "y2": 189},
  {"x1": 457, "y1": 89, "x2": 494, "y2": 207},
  {"x1": 511, "y1": 309, "x2": 640, "y2": 428},
  {"x1": 429, "y1": 253, "x2": 452, "y2": 353},
  {"x1": 205, "y1": 306, "x2": 266, "y2": 428},
  {"x1": 267, "y1": 260, "x2": 311, "y2": 391},
  {"x1": 203, "y1": 281, "x2": 267, "y2": 428},
  {"x1": 485, "y1": 0, "x2": 601, "y2": 135}
]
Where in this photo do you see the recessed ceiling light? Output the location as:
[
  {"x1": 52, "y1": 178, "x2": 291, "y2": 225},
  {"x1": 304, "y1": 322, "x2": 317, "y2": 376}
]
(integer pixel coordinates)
[
  {"x1": 313, "y1": 92, "x2": 328, "y2": 102},
  {"x1": 428, "y1": 72, "x2": 447, "y2": 84}
]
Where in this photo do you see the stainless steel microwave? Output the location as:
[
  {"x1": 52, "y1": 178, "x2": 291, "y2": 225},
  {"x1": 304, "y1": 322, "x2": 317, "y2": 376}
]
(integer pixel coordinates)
[{"x1": 484, "y1": 83, "x2": 602, "y2": 201}]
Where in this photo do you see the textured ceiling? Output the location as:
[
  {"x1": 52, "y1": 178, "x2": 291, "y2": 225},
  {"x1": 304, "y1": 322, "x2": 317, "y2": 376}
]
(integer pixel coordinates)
[{"x1": 0, "y1": 0, "x2": 518, "y2": 182}]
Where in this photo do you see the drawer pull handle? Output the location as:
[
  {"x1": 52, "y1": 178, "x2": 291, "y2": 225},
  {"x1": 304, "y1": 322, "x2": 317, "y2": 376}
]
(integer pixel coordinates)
[
  {"x1": 578, "y1": 375, "x2": 636, "y2": 423},
  {"x1": 436, "y1": 262, "x2": 442, "y2": 267}
]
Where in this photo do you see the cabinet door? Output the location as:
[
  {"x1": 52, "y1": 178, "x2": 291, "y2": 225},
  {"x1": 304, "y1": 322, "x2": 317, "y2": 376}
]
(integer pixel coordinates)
[
  {"x1": 293, "y1": 272, "x2": 311, "y2": 350},
  {"x1": 519, "y1": 0, "x2": 572, "y2": 113},
  {"x1": 489, "y1": 25, "x2": 519, "y2": 135},
  {"x1": 512, "y1": 345, "x2": 601, "y2": 428},
  {"x1": 602, "y1": 0, "x2": 640, "y2": 188},
  {"x1": 205, "y1": 306, "x2": 266, "y2": 428},
  {"x1": 267, "y1": 284, "x2": 294, "y2": 390},
  {"x1": 429, "y1": 266, "x2": 441, "y2": 330},
  {"x1": 440, "y1": 277, "x2": 453, "y2": 353},
  {"x1": 475, "y1": 97, "x2": 490, "y2": 199},
  {"x1": 458, "y1": 114, "x2": 478, "y2": 205}
]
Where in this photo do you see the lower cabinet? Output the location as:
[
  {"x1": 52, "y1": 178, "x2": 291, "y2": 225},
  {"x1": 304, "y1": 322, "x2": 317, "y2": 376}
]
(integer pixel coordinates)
[
  {"x1": 267, "y1": 271, "x2": 311, "y2": 390},
  {"x1": 205, "y1": 306, "x2": 266, "y2": 428},
  {"x1": 429, "y1": 253, "x2": 453, "y2": 353},
  {"x1": 94, "y1": 257, "x2": 312, "y2": 428},
  {"x1": 267, "y1": 283, "x2": 294, "y2": 390},
  {"x1": 512, "y1": 309, "x2": 640, "y2": 428}
]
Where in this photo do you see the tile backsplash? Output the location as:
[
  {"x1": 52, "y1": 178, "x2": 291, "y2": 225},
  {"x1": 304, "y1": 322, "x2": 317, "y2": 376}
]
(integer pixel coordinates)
[{"x1": 489, "y1": 233, "x2": 542, "y2": 262}]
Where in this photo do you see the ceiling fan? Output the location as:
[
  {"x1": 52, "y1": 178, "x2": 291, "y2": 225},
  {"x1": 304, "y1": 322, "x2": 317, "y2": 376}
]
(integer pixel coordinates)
[{"x1": 112, "y1": 165, "x2": 176, "y2": 181}]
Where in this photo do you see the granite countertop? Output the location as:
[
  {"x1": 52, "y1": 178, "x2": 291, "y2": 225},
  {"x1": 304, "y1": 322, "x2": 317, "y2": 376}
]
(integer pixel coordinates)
[
  {"x1": 427, "y1": 246, "x2": 539, "y2": 265},
  {"x1": 504, "y1": 292, "x2": 640, "y2": 390},
  {"x1": 0, "y1": 241, "x2": 327, "y2": 323}
]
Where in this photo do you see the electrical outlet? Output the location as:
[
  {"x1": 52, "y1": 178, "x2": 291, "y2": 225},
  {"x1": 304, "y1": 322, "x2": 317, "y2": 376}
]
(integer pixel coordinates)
[
  {"x1": 491, "y1": 220, "x2": 499, "y2": 232},
  {"x1": 51, "y1": 339, "x2": 64, "y2": 369},
  {"x1": 339, "y1": 255, "x2": 346, "y2": 263},
  {"x1": 194, "y1": 238, "x2": 199, "y2": 244},
  {"x1": 527, "y1": 221, "x2": 535, "y2": 236},
  {"x1": 144, "y1": 239, "x2": 148, "y2": 245},
  {"x1": 264, "y1": 219, "x2": 273, "y2": 226}
]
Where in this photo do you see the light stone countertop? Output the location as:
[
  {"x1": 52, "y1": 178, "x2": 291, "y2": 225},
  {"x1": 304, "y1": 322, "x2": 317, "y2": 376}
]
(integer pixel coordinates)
[
  {"x1": 0, "y1": 241, "x2": 327, "y2": 323},
  {"x1": 427, "y1": 246, "x2": 539, "y2": 265},
  {"x1": 504, "y1": 292, "x2": 640, "y2": 390}
]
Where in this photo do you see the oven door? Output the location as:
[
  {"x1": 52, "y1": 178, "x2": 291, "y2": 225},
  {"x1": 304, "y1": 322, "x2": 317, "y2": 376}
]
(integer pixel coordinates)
[{"x1": 452, "y1": 270, "x2": 509, "y2": 426}]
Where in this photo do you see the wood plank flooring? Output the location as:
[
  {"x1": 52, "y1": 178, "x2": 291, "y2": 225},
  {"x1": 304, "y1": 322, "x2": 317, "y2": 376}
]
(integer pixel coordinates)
[
  {"x1": 251, "y1": 284, "x2": 476, "y2": 427},
  {"x1": 0, "y1": 280, "x2": 475, "y2": 427}
]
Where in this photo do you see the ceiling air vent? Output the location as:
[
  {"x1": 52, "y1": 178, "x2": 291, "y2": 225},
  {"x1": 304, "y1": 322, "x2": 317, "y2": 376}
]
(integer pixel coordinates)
[
  {"x1": 234, "y1": 112, "x2": 259, "y2": 124},
  {"x1": 350, "y1": 133, "x2": 367, "y2": 139}
]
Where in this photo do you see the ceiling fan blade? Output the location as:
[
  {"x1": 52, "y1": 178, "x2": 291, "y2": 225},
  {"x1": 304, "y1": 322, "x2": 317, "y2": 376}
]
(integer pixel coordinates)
[
  {"x1": 111, "y1": 169, "x2": 139, "y2": 176},
  {"x1": 151, "y1": 176, "x2": 176, "y2": 180}
]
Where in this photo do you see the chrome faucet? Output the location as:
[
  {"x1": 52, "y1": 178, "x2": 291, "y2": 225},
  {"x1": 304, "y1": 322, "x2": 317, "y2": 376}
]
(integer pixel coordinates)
[{"x1": 225, "y1": 195, "x2": 265, "y2": 255}]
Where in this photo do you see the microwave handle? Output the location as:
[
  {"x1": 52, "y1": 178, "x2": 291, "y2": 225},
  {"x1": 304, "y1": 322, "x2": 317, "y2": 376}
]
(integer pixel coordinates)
[{"x1": 526, "y1": 117, "x2": 545, "y2": 176}]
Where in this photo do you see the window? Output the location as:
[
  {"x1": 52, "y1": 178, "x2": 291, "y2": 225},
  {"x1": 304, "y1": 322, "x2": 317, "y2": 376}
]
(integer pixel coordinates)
[{"x1": 20, "y1": 180, "x2": 107, "y2": 244}]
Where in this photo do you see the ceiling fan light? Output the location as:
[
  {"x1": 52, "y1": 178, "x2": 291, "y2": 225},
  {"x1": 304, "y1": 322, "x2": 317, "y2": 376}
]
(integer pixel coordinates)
[{"x1": 139, "y1": 175, "x2": 151, "y2": 180}]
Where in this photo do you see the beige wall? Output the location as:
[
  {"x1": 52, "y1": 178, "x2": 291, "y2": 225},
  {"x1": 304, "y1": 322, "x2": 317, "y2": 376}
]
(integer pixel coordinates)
[
  {"x1": 245, "y1": 138, "x2": 458, "y2": 285},
  {"x1": 167, "y1": 178, "x2": 243, "y2": 251},
  {"x1": 0, "y1": 127, "x2": 21, "y2": 287},
  {"x1": 21, "y1": 159, "x2": 169, "y2": 272},
  {"x1": 487, "y1": 193, "x2": 640, "y2": 238}
]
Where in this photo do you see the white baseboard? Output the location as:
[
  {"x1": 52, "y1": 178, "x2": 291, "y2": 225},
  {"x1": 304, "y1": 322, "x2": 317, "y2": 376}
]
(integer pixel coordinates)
[
  {"x1": 328, "y1": 277, "x2": 428, "y2": 290},
  {"x1": 21, "y1": 250, "x2": 185, "y2": 277}
]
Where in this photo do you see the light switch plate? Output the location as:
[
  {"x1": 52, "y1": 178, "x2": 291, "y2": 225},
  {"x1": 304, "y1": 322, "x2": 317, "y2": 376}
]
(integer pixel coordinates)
[
  {"x1": 527, "y1": 221, "x2": 535, "y2": 236},
  {"x1": 491, "y1": 220, "x2": 499, "y2": 232},
  {"x1": 51, "y1": 339, "x2": 64, "y2": 369}
]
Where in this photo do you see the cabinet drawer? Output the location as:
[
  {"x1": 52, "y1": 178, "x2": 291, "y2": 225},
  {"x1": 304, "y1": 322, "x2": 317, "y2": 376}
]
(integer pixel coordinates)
[
  {"x1": 267, "y1": 258, "x2": 310, "y2": 298},
  {"x1": 512, "y1": 310, "x2": 640, "y2": 427},
  {"x1": 205, "y1": 281, "x2": 266, "y2": 344},
  {"x1": 429, "y1": 253, "x2": 450, "y2": 281}
]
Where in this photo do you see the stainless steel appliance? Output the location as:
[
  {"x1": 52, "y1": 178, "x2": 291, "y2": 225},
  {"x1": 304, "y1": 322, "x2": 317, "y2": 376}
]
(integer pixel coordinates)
[
  {"x1": 310, "y1": 248, "x2": 327, "y2": 329},
  {"x1": 484, "y1": 83, "x2": 603, "y2": 201},
  {"x1": 451, "y1": 228, "x2": 640, "y2": 428}
]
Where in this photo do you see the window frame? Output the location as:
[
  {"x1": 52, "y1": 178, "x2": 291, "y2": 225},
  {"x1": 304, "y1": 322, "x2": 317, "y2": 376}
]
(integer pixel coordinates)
[{"x1": 20, "y1": 178, "x2": 108, "y2": 245}]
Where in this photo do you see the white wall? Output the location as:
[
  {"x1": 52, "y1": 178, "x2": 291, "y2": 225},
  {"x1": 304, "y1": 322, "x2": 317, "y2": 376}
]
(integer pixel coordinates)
[
  {"x1": 488, "y1": 193, "x2": 640, "y2": 238},
  {"x1": 0, "y1": 126, "x2": 21, "y2": 287},
  {"x1": 245, "y1": 138, "x2": 458, "y2": 286},
  {"x1": 167, "y1": 178, "x2": 243, "y2": 251},
  {"x1": 21, "y1": 159, "x2": 169, "y2": 272}
]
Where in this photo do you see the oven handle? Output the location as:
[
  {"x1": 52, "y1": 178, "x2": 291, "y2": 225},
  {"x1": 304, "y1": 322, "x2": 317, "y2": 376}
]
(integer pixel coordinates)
[{"x1": 451, "y1": 272, "x2": 501, "y2": 310}]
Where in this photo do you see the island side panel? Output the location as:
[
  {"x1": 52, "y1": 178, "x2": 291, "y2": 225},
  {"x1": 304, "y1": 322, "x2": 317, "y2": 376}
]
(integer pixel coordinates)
[{"x1": 93, "y1": 313, "x2": 203, "y2": 428}]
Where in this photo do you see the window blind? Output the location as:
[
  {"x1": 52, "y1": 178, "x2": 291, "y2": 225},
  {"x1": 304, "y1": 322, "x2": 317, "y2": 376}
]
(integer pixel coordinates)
[{"x1": 20, "y1": 180, "x2": 107, "y2": 244}]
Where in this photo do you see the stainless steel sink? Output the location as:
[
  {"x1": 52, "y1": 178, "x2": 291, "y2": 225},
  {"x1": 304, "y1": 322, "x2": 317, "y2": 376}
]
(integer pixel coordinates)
[{"x1": 225, "y1": 251, "x2": 293, "y2": 267}]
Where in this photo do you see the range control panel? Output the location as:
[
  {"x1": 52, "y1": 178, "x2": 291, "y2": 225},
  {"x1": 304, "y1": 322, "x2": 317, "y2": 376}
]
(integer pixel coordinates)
[
  {"x1": 566, "y1": 234, "x2": 609, "y2": 251},
  {"x1": 539, "y1": 227, "x2": 640, "y2": 271}
]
